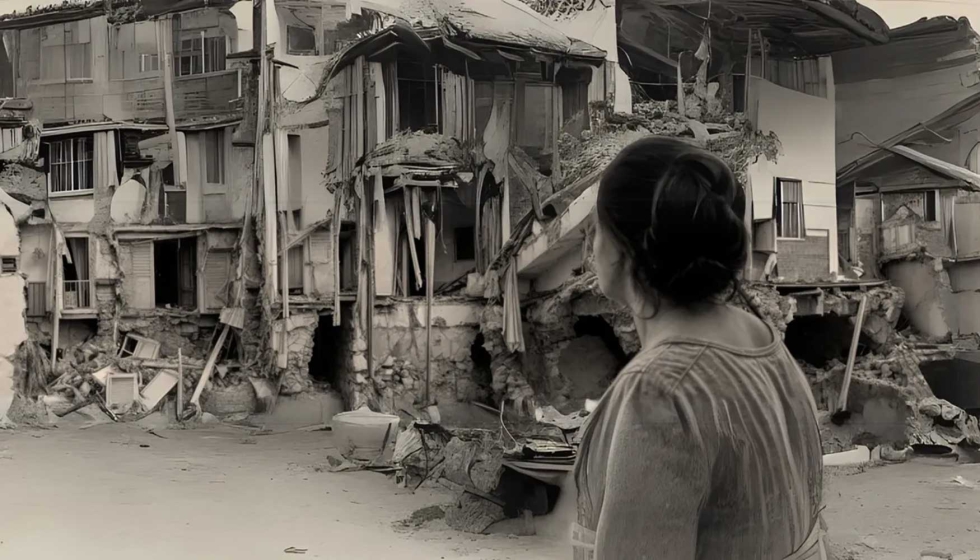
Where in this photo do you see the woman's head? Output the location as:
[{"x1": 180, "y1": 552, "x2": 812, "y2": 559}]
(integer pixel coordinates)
[{"x1": 593, "y1": 136, "x2": 747, "y2": 312}]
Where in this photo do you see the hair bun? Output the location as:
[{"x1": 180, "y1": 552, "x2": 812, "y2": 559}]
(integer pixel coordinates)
[{"x1": 664, "y1": 256, "x2": 737, "y2": 305}]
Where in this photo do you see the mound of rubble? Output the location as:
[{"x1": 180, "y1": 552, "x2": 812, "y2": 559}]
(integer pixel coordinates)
[{"x1": 558, "y1": 100, "x2": 780, "y2": 192}]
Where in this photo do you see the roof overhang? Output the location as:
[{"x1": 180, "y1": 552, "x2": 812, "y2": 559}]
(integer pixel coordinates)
[
  {"x1": 618, "y1": 0, "x2": 889, "y2": 74},
  {"x1": 838, "y1": 90, "x2": 980, "y2": 184}
]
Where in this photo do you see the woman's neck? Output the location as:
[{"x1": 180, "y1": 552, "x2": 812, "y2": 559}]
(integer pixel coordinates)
[{"x1": 633, "y1": 299, "x2": 725, "y2": 349}]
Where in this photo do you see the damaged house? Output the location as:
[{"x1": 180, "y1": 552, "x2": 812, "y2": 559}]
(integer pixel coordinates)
[
  {"x1": 0, "y1": 0, "x2": 259, "y2": 420},
  {"x1": 835, "y1": 17, "x2": 980, "y2": 415},
  {"x1": 253, "y1": 0, "x2": 609, "y2": 413},
  {"x1": 482, "y1": 0, "x2": 903, "y2": 411}
]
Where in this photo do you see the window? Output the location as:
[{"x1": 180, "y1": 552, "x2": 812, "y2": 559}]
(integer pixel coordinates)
[
  {"x1": 923, "y1": 190, "x2": 939, "y2": 222},
  {"x1": 775, "y1": 179, "x2": 804, "y2": 239},
  {"x1": 397, "y1": 61, "x2": 440, "y2": 133},
  {"x1": 204, "y1": 130, "x2": 225, "y2": 184},
  {"x1": 561, "y1": 80, "x2": 589, "y2": 138},
  {"x1": 287, "y1": 25, "x2": 317, "y2": 55},
  {"x1": 154, "y1": 238, "x2": 197, "y2": 309},
  {"x1": 1, "y1": 257, "x2": 16, "y2": 273},
  {"x1": 47, "y1": 136, "x2": 94, "y2": 194},
  {"x1": 454, "y1": 226, "x2": 475, "y2": 262},
  {"x1": 288, "y1": 135, "x2": 303, "y2": 212},
  {"x1": 177, "y1": 34, "x2": 226, "y2": 77},
  {"x1": 141, "y1": 54, "x2": 160, "y2": 73},
  {"x1": 279, "y1": 243, "x2": 305, "y2": 295},
  {"x1": 516, "y1": 83, "x2": 556, "y2": 155},
  {"x1": 63, "y1": 237, "x2": 91, "y2": 309}
]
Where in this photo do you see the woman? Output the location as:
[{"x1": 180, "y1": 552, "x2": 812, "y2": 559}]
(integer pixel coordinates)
[{"x1": 573, "y1": 137, "x2": 826, "y2": 559}]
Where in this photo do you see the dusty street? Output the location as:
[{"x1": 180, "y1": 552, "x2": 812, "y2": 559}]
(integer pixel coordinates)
[
  {"x1": 0, "y1": 424, "x2": 565, "y2": 560},
  {"x1": 1, "y1": 423, "x2": 979, "y2": 560}
]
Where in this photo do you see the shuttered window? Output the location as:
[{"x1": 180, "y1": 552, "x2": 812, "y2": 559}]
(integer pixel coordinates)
[
  {"x1": 120, "y1": 242, "x2": 155, "y2": 309},
  {"x1": 204, "y1": 251, "x2": 231, "y2": 310}
]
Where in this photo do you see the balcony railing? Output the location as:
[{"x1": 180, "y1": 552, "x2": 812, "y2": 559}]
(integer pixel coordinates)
[
  {"x1": 26, "y1": 282, "x2": 47, "y2": 317},
  {"x1": 63, "y1": 280, "x2": 93, "y2": 310}
]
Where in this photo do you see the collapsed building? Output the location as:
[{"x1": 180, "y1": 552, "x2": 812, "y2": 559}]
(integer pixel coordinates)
[
  {"x1": 0, "y1": 0, "x2": 262, "y2": 421},
  {"x1": 834, "y1": 17, "x2": 980, "y2": 423}
]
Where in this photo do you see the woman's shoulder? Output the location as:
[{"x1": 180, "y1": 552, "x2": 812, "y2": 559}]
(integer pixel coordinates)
[{"x1": 612, "y1": 343, "x2": 712, "y2": 397}]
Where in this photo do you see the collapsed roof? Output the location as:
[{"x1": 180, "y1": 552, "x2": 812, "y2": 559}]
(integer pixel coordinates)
[
  {"x1": 354, "y1": 0, "x2": 606, "y2": 59},
  {"x1": 619, "y1": 0, "x2": 890, "y2": 77},
  {"x1": 0, "y1": 0, "x2": 239, "y2": 29}
]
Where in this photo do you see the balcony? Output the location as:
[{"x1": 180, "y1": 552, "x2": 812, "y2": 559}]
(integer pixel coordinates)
[{"x1": 63, "y1": 280, "x2": 94, "y2": 311}]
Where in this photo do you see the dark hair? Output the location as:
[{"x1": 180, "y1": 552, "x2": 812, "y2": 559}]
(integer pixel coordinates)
[{"x1": 596, "y1": 136, "x2": 748, "y2": 308}]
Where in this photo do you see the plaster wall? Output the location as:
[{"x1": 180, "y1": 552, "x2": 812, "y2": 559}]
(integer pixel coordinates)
[
  {"x1": 747, "y1": 72, "x2": 839, "y2": 274},
  {"x1": 0, "y1": 208, "x2": 27, "y2": 420},
  {"x1": 884, "y1": 259, "x2": 954, "y2": 339},
  {"x1": 50, "y1": 194, "x2": 96, "y2": 224},
  {"x1": 547, "y1": 2, "x2": 630, "y2": 112}
]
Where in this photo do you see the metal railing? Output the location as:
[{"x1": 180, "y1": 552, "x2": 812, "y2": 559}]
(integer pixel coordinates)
[{"x1": 63, "y1": 279, "x2": 93, "y2": 309}]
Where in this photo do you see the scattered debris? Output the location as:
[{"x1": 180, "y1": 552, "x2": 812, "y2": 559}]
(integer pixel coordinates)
[
  {"x1": 952, "y1": 476, "x2": 977, "y2": 489},
  {"x1": 283, "y1": 547, "x2": 308, "y2": 555},
  {"x1": 396, "y1": 505, "x2": 446, "y2": 529}
]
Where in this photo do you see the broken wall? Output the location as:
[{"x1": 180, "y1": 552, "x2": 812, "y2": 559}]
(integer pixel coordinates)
[
  {"x1": 0, "y1": 205, "x2": 28, "y2": 420},
  {"x1": 347, "y1": 300, "x2": 488, "y2": 412},
  {"x1": 747, "y1": 73, "x2": 839, "y2": 278},
  {"x1": 884, "y1": 258, "x2": 954, "y2": 339}
]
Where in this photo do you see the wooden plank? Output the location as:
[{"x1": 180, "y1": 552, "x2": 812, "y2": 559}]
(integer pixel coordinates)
[
  {"x1": 189, "y1": 323, "x2": 230, "y2": 411},
  {"x1": 424, "y1": 217, "x2": 435, "y2": 405},
  {"x1": 836, "y1": 295, "x2": 869, "y2": 415}
]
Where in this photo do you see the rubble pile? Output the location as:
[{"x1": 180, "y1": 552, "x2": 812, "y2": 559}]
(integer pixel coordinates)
[
  {"x1": 559, "y1": 101, "x2": 781, "y2": 192},
  {"x1": 911, "y1": 397, "x2": 980, "y2": 450}
]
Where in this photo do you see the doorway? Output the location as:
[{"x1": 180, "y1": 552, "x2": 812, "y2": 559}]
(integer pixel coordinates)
[
  {"x1": 154, "y1": 238, "x2": 197, "y2": 309},
  {"x1": 308, "y1": 305, "x2": 353, "y2": 388}
]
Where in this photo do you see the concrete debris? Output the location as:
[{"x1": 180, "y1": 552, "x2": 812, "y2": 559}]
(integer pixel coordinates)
[
  {"x1": 441, "y1": 435, "x2": 505, "y2": 494},
  {"x1": 444, "y1": 492, "x2": 506, "y2": 534},
  {"x1": 911, "y1": 397, "x2": 980, "y2": 450}
]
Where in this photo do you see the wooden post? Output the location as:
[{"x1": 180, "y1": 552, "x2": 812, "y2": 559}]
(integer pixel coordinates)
[
  {"x1": 676, "y1": 52, "x2": 685, "y2": 114},
  {"x1": 424, "y1": 217, "x2": 436, "y2": 406},
  {"x1": 836, "y1": 295, "x2": 869, "y2": 414},
  {"x1": 176, "y1": 348, "x2": 184, "y2": 420},
  {"x1": 366, "y1": 178, "x2": 376, "y2": 381},
  {"x1": 745, "y1": 29, "x2": 753, "y2": 110},
  {"x1": 51, "y1": 231, "x2": 63, "y2": 375}
]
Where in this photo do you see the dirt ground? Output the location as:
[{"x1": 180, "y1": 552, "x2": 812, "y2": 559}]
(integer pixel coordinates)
[{"x1": 1, "y1": 423, "x2": 979, "y2": 560}]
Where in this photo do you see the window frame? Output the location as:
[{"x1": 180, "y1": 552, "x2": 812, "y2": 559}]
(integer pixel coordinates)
[
  {"x1": 923, "y1": 189, "x2": 940, "y2": 222},
  {"x1": 175, "y1": 31, "x2": 228, "y2": 78},
  {"x1": 203, "y1": 129, "x2": 226, "y2": 185},
  {"x1": 46, "y1": 135, "x2": 95, "y2": 197},
  {"x1": 775, "y1": 178, "x2": 805, "y2": 240},
  {"x1": 286, "y1": 24, "x2": 317, "y2": 55}
]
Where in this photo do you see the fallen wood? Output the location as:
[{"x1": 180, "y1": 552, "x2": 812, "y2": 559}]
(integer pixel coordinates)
[
  {"x1": 833, "y1": 295, "x2": 868, "y2": 424},
  {"x1": 54, "y1": 399, "x2": 95, "y2": 418},
  {"x1": 184, "y1": 324, "x2": 231, "y2": 420}
]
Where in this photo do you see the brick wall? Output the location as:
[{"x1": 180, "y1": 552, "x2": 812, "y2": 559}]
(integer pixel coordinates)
[{"x1": 778, "y1": 235, "x2": 830, "y2": 282}]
